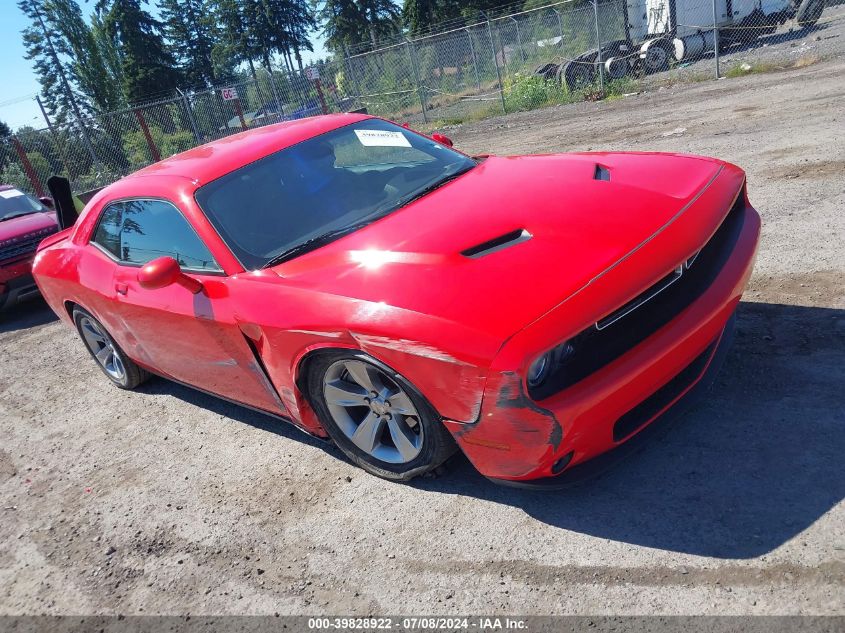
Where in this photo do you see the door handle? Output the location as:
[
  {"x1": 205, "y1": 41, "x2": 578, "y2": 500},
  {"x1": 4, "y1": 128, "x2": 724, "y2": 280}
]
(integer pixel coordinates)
[{"x1": 115, "y1": 283, "x2": 128, "y2": 295}]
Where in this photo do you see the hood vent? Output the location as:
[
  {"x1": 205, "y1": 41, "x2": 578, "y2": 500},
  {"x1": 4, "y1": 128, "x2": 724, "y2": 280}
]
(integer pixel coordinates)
[
  {"x1": 461, "y1": 229, "x2": 531, "y2": 258},
  {"x1": 594, "y1": 164, "x2": 611, "y2": 181}
]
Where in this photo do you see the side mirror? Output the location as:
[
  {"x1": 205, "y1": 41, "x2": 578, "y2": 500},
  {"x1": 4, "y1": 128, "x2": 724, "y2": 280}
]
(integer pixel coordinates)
[
  {"x1": 138, "y1": 256, "x2": 203, "y2": 294},
  {"x1": 432, "y1": 133, "x2": 453, "y2": 148},
  {"x1": 39, "y1": 196, "x2": 55, "y2": 209}
]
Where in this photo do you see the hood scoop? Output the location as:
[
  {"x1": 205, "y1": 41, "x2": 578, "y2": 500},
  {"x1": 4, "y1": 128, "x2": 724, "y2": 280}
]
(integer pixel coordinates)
[
  {"x1": 461, "y1": 228, "x2": 531, "y2": 259},
  {"x1": 594, "y1": 164, "x2": 611, "y2": 181}
]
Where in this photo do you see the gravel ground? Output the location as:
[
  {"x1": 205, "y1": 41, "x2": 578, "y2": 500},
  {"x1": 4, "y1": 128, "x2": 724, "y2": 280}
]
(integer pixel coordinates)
[{"x1": 0, "y1": 53, "x2": 843, "y2": 616}]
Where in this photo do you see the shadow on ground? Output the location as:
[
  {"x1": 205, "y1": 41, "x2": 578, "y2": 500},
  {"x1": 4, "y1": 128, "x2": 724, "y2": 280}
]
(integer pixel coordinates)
[
  {"x1": 136, "y1": 373, "x2": 334, "y2": 454},
  {"x1": 0, "y1": 298, "x2": 58, "y2": 334},
  {"x1": 413, "y1": 301, "x2": 845, "y2": 559},
  {"x1": 123, "y1": 301, "x2": 845, "y2": 559}
]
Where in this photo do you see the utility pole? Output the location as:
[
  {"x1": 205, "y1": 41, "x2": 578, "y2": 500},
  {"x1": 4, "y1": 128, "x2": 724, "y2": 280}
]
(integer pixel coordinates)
[{"x1": 33, "y1": 3, "x2": 98, "y2": 166}]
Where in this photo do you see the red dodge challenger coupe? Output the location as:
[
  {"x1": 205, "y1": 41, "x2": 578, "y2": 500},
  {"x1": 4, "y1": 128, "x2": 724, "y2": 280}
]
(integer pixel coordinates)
[{"x1": 33, "y1": 114, "x2": 760, "y2": 486}]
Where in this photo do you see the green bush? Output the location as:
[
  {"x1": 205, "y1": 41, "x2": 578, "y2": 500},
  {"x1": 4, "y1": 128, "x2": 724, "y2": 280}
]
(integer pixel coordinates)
[
  {"x1": 503, "y1": 73, "x2": 565, "y2": 112},
  {"x1": 0, "y1": 163, "x2": 31, "y2": 193},
  {"x1": 122, "y1": 126, "x2": 196, "y2": 167}
]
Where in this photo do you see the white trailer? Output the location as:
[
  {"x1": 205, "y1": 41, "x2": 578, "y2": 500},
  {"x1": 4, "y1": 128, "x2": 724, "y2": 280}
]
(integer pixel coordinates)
[
  {"x1": 632, "y1": 0, "x2": 826, "y2": 71},
  {"x1": 552, "y1": 0, "x2": 826, "y2": 89}
]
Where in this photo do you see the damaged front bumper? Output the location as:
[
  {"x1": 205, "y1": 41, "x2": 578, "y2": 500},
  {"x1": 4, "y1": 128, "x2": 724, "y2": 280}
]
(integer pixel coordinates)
[{"x1": 443, "y1": 196, "x2": 761, "y2": 485}]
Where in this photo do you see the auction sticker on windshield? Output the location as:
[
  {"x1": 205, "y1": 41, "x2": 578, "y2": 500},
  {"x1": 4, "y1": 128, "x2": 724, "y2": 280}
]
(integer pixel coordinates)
[
  {"x1": 0, "y1": 189, "x2": 24, "y2": 199},
  {"x1": 354, "y1": 129, "x2": 411, "y2": 147}
]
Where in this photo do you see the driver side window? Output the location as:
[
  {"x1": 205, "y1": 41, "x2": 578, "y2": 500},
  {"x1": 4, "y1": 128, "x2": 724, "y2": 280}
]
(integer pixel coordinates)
[{"x1": 92, "y1": 199, "x2": 221, "y2": 272}]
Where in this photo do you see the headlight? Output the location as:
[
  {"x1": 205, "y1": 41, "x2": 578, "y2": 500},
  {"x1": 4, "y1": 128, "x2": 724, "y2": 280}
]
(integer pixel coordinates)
[
  {"x1": 526, "y1": 340, "x2": 575, "y2": 388},
  {"x1": 527, "y1": 353, "x2": 552, "y2": 387}
]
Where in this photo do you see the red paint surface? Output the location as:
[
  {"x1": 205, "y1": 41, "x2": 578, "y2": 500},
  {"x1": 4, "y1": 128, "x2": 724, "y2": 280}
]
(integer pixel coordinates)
[{"x1": 32, "y1": 114, "x2": 760, "y2": 480}]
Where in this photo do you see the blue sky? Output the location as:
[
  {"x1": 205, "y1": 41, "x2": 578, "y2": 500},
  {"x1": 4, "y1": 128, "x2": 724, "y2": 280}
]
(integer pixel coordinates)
[
  {"x1": 0, "y1": 2, "x2": 327, "y2": 132},
  {"x1": 1, "y1": 5, "x2": 44, "y2": 130}
]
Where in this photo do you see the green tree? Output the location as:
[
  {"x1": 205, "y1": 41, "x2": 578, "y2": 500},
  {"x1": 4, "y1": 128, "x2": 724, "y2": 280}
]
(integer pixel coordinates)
[
  {"x1": 159, "y1": 0, "x2": 220, "y2": 88},
  {"x1": 318, "y1": 0, "x2": 368, "y2": 53},
  {"x1": 0, "y1": 120, "x2": 13, "y2": 173},
  {"x1": 402, "y1": 0, "x2": 438, "y2": 35},
  {"x1": 358, "y1": 0, "x2": 401, "y2": 49},
  {"x1": 97, "y1": 0, "x2": 182, "y2": 103},
  {"x1": 50, "y1": 0, "x2": 125, "y2": 112},
  {"x1": 18, "y1": 0, "x2": 90, "y2": 123},
  {"x1": 90, "y1": 11, "x2": 127, "y2": 101},
  {"x1": 210, "y1": 0, "x2": 261, "y2": 80}
]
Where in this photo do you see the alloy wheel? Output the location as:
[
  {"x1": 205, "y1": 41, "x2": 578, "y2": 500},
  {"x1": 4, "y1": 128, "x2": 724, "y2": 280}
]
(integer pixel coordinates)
[
  {"x1": 78, "y1": 316, "x2": 126, "y2": 382},
  {"x1": 322, "y1": 359, "x2": 423, "y2": 464}
]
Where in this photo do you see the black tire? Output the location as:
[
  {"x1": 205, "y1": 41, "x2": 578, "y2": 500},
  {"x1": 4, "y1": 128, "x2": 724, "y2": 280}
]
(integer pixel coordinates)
[
  {"x1": 643, "y1": 40, "x2": 672, "y2": 73},
  {"x1": 562, "y1": 61, "x2": 595, "y2": 92},
  {"x1": 73, "y1": 307, "x2": 150, "y2": 390},
  {"x1": 306, "y1": 350, "x2": 456, "y2": 482}
]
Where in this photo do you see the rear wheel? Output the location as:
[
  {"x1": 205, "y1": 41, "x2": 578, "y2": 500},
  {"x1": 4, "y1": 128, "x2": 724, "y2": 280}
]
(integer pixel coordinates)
[
  {"x1": 73, "y1": 307, "x2": 150, "y2": 389},
  {"x1": 306, "y1": 352, "x2": 456, "y2": 481},
  {"x1": 643, "y1": 41, "x2": 672, "y2": 73}
]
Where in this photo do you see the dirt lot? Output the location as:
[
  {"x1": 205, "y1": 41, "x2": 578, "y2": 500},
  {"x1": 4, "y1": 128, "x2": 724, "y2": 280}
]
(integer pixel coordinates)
[{"x1": 1, "y1": 54, "x2": 843, "y2": 616}]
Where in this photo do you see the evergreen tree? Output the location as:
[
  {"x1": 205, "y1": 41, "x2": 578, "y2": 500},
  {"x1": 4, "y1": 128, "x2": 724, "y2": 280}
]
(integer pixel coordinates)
[
  {"x1": 318, "y1": 0, "x2": 368, "y2": 53},
  {"x1": 90, "y1": 11, "x2": 126, "y2": 97},
  {"x1": 210, "y1": 0, "x2": 260, "y2": 79},
  {"x1": 0, "y1": 121, "x2": 11, "y2": 139},
  {"x1": 18, "y1": 0, "x2": 90, "y2": 123},
  {"x1": 402, "y1": 0, "x2": 437, "y2": 35},
  {"x1": 248, "y1": 0, "x2": 316, "y2": 72},
  {"x1": 51, "y1": 0, "x2": 125, "y2": 111},
  {"x1": 358, "y1": 0, "x2": 401, "y2": 49},
  {"x1": 98, "y1": 0, "x2": 182, "y2": 103},
  {"x1": 159, "y1": 0, "x2": 220, "y2": 88}
]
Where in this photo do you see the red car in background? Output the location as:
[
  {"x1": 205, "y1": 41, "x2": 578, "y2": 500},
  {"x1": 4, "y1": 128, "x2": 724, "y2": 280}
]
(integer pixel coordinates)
[
  {"x1": 0, "y1": 185, "x2": 58, "y2": 310},
  {"x1": 32, "y1": 114, "x2": 760, "y2": 486}
]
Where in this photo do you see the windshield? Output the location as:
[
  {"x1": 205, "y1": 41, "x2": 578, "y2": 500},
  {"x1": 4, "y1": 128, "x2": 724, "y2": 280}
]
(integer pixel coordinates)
[
  {"x1": 0, "y1": 188, "x2": 47, "y2": 222},
  {"x1": 194, "y1": 119, "x2": 476, "y2": 269}
]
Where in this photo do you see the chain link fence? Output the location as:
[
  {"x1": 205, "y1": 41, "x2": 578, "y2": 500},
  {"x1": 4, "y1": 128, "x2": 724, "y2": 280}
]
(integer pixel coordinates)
[{"x1": 2, "y1": 0, "x2": 842, "y2": 198}]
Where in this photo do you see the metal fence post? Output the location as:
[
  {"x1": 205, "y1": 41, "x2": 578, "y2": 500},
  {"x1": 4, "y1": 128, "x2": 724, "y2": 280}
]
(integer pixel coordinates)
[
  {"x1": 712, "y1": 0, "x2": 721, "y2": 78},
  {"x1": 465, "y1": 28, "x2": 482, "y2": 90},
  {"x1": 11, "y1": 137, "x2": 46, "y2": 197},
  {"x1": 133, "y1": 109, "x2": 161, "y2": 162},
  {"x1": 35, "y1": 95, "x2": 73, "y2": 179},
  {"x1": 553, "y1": 8, "x2": 564, "y2": 44},
  {"x1": 344, "y1": 45, "x2": 365, "y2": 107},
  {"x1": 486, "y1": 18, "x2": 507, "y2": 113},
  {"x1": 176, "y1": 88, "x2": 202, "y2": 143},
  {"x1": 510, "y1": 17, "x2": 526, "y2": 64},
  {"x1": 265, "y1": 65, "x2": 283, "y2": 117},
  {"x1": 593, "y1": 0, "x2": 605, "y2": 94},
  {"x1": 406, "y1": 39, "x2": 428, "y2": 124}
]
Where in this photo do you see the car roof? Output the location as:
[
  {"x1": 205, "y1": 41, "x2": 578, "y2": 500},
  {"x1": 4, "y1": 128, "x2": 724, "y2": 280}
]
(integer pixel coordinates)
[{"x1": 126, "y1": 113, "x2": 371, "y2": 187}]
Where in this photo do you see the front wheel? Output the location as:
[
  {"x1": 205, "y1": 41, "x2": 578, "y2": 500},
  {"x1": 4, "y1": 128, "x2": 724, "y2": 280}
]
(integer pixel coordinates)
[
  {"x1": 73, "y1": 307, "x2": 150, "y2": 389},
  {"x1": 307, "y1": 352, "x2": 456, "y2": 481}
]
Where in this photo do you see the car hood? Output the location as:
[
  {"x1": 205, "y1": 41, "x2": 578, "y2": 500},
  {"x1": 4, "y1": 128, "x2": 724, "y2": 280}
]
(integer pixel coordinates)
[
  {"x1": 272, "y1": 153, "x2": 727, "y2": 341},
  {"x1": 0, "y1": 211, "x2": 59, "y2": 243}
]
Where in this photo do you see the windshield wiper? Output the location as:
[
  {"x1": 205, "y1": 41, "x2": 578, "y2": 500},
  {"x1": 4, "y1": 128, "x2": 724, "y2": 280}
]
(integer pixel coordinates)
[
  {"x1": 262, "y1": 163, "x2": 476, "y2": 269},
  {"x1": 0, "y1": 211, "x2": 38, "y2": 222},
  {"x1": 263, "y1": 220, "x2": 374, "y2": 268},
  {"x1": 377, "y1": 163, "x2": 476, "y2": 215}
]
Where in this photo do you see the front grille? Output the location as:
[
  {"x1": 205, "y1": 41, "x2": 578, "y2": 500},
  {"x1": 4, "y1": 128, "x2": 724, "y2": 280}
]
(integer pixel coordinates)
[
  {"x1": 529, "y1": 189, "x2": 746, "y2": 401},
  {"x1": 0, "y1": 226, "x2": 57, "y2": 263},
  {"x1": 612, "y1": 338, "x2": 717, "y2": 442}
]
